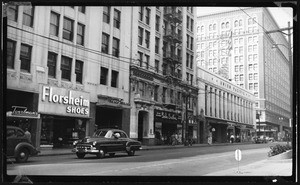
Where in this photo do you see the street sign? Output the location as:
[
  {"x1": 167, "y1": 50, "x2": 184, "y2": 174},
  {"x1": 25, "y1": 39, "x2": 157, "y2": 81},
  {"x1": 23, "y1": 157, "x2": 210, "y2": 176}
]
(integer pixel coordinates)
[{"x1": 235, "y1": 149, "x2": 242, "y2": 161}]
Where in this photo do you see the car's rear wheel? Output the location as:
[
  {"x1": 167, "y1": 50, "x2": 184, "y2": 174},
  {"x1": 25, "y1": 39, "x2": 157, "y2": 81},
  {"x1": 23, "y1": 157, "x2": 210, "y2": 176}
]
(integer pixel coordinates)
[
  {"x1": 76, "y1": 153, "x2": 85, "y2": 159},
  {"x1": 127, "y1": 149, "x2": 135, "y2": 156},
  {"x1": 16, "y1": 148, "x2": 29, "y2": 163},
  {"x1": 96, "y1": 149, "x2": 105, "y2": 159},
  {"x1": 109, "y1": 153, "x2": 115, "y2": 157}
]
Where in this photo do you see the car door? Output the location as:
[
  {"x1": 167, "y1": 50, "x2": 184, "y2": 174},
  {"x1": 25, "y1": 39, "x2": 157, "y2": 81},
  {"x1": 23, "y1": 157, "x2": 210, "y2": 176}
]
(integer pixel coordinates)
[
  {"x1": 116, "y1": 131, "x2": 128, "y2": 151},
  {"x1": 6, "y1": 128, "x2": 18, "y2": 156}
]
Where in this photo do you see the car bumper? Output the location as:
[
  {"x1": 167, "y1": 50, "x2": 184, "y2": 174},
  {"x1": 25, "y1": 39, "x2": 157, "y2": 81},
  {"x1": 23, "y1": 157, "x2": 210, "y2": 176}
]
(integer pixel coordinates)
[{"x1": 72, "y1": 147, "x2": 99, "y2": 154}]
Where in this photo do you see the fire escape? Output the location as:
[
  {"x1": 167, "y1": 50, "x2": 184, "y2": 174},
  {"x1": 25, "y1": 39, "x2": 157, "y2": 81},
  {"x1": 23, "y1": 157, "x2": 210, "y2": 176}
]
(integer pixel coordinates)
[
  {"x1": 163, "y1": 7, "x2": 183, "y2": 82},
  {"x1": 162, "y1": 7, "x2": 183, "y2": 109}
]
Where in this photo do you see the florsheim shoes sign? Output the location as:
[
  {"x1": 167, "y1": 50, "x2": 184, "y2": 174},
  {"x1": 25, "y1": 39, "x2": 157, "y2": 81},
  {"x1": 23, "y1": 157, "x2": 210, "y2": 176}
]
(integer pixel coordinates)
[{"x1": 38, "y1": 85, "x2": 90, "y2": 118}]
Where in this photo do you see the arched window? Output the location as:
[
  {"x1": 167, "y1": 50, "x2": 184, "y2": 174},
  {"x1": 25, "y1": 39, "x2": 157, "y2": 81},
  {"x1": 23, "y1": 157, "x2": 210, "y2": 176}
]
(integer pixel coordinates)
[
  {"x1": 213, "y1": 24, "x2": 216, "y2": 30},
  {"x1": 234, "y1": 20, "x2": 238, "y2": 27},
  {"x1": 221, "y1": 22, "x2": 225, "y2": 29},
  {"x1": 226, "y1": 22, "x2": 230, "y2": 29},
  {"x1": 248, "y1": 18, "x2": 252, "y2": 25},
  {"x1": 239, "y1": 19, "x2": 243, "y2": 26},
  {"x1": 209, "y1": 24, "x2": 212, "y2": 31},
  {"x1": 201, "y1": 26, "x2": 204, "y2": 32}
]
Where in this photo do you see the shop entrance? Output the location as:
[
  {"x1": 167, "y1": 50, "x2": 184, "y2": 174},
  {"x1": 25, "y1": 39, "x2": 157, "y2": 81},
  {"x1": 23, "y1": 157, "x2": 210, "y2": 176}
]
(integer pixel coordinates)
[
  {"x1": 96, "y1": 107, "x2": 122, "y2": 129},
  {"x1": 138, "y1": 111, "x2": 149, "y2": 143}
]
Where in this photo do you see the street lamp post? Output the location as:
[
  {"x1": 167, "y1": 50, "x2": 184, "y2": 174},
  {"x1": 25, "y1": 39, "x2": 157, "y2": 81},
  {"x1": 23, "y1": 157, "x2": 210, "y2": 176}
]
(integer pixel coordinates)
[
  {"x1": 184, "y1": 89, "x2": 192, "y2": 146},
  {"x1": 256, "y1": 110, "x2": 261, "y2": 137}
]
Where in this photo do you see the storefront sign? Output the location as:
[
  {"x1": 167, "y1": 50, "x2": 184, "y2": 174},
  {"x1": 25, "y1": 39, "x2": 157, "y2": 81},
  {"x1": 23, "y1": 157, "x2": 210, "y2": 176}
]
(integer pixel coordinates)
[
  {"x1": 154, "y1": 110, "x2": 181, "y2": 121},
  {"x1": 38, "y1": 85, "x2": 90, "y2": 117},
  {"x1": 7, "y1": 106, "x2": 40, "y2": 119}
]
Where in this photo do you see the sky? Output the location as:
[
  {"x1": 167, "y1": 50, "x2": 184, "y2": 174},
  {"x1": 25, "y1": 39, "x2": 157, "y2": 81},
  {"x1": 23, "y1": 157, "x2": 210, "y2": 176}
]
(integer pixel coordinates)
[{"x1": 196, "y1": 7, "x2": 293, "y2": 28}]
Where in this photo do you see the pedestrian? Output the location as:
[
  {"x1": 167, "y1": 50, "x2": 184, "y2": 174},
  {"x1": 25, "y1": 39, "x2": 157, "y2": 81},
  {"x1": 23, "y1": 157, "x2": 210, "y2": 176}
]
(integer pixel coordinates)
[
  {"x1": 230, "y1": 134, "x2": 235, "y2": 143},
  {"x1": 25, "y1": 128, "x2": 31, "y2": 143}
]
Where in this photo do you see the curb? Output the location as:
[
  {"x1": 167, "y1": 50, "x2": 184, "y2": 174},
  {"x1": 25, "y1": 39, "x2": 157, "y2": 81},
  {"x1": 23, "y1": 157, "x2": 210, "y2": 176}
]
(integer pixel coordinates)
[{"x1": 37, "y1": 142, "x2": 254, "y2": 157}]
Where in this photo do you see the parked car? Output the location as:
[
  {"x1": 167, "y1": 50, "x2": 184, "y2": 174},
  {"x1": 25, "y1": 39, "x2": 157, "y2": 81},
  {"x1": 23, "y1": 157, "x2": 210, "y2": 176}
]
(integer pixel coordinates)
[
  {"x1": 6, "y1": 126, "x2": 39, "y2": 163},
  {"x1": 266, "y1": 137, "x2": 275, "y2": 142},
  {"x1": 72, "y1": 128, "x2": 142, "y2": 159},
  {"x1": 253, "y1": 135, "x2": 267, "y2": 143}
]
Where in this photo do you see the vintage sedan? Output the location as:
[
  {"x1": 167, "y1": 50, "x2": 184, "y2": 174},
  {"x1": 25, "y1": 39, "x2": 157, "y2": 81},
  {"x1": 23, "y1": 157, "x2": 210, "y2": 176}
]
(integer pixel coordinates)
[
  {"x1": 6, "y1": 126, "x2": 39, "y2": 163},
  {"x1": 72, "y1": 128, "x2": 142, "y2": 159}
]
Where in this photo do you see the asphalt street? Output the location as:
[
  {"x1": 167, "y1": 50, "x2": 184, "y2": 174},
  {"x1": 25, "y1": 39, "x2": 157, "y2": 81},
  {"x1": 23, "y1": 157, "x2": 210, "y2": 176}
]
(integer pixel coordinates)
[{"x1": 6, "y1": 143, "x2": 275, "y2": 176}]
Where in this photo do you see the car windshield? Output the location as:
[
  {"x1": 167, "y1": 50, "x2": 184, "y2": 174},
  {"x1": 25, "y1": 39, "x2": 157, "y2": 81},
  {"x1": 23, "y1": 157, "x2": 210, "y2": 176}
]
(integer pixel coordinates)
[{"x1": 93, "y1": 130, "x2": 113, "y2": 138}]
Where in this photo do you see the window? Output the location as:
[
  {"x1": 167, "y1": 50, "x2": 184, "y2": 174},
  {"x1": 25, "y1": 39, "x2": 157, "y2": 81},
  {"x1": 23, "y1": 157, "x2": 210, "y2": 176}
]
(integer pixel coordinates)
[
  {"x1": 191, "y1": 19, "x2": 194, "y2": 31},
  {"x1": 113, "y1": 9, "x2": 120, "y2": 29},
  {"x1": 111, "y1": 70, "x2": 118, "y2": 88},
  {"x1": 100, "y1": 67, "x2": 108, "y2": 85},
  {"x1": 155, "y1": 60, "x2": 159, "y2": 73},
  {"x1": 145, "y1": 55, "x2": 149, "y2": 69},
  {"x1": 103, "y1": 6, "x2": 110, "y2": 24},
  {"x1": 145, "y1": 8, "x2": 150, "y2": 25},
  {"x1": 138, "y1": 52, "x2": 143, "y2": 67},
  {"x1": 186, "y1": 16, "x2": 190, "y2": 29},
  {"x1": 139, "y1": 7, "x2": 144, "y2": 21},
  {"x1": 78, "y1": 6, "x2": 85, "y2": 13},
  {"x1": 138, "y1": 27, "x2": 143, "y2": 45},
  {"x1": 77, "y1": 23, "x2": 85, "y2": 45},
  {"x1": 47, "y1": 52, "x2": 57, "y2": 78},
  {"x1": 23, "y1": 6, "x2": 34, "y2": 27},
  {"x1": 155, "y1": 15, "x2": 160, "y2": 31},
  {"x1": 8, "y1": 5, "x2": 18, "y2": 21},
  {"x1": 63, "y1": 17, "x2": 74, "y2": 41},
  {"x1": 154, "y1": 85, "x2": 159, "y2": 101},
  {"x1": 20, "y1": 44, "x2": 32, "y2": 72},
  {"x1": 145, "y1": 30, "x2": 150, "y2": 48},
  {"x1": 61, "y1": 56, "x2": 72, "y2": 81},
  {"x1": 186, "y1": 53, "x2": 190, "y2": 67},
  {"x1": 162, "y1": 87, "x2": 167, "y2": 103},
  {"x1": 101, "y1": 33, "x2": 109, "y2": 54},
  {"x1": 112, "y1": 37, "x2": 120, "y2": 57},
  {"x1": 155, "y1": 37, "x2": 159, "y2": 54},
  {"x1": 75, "y1": 60, "x2": 83, "y2": 83},
  {"x1": 7, "y1": 39, "x2": 16, "y2": 69},
  {"x1": 190, "y1": 37, "x2": 193, "y2": 50},
  {"x1": 50, "y1": 12, "x2": 60, "y2": 36},
  {"x1": 162, "y1": 63, "x2": 167, "y2": 75}
]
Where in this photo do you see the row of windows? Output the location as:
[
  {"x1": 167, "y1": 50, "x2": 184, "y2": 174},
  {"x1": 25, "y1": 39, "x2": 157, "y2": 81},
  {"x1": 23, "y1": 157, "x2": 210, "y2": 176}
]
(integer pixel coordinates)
[
  {"x1": 198, "y1": 17, "x2": 258, "y2": 33},
  {"x1": 138, "y1": 27, "x2": 151, "y2": 49},
  {"x1": 102, "y1": 6, "x2": 121, "y2": 29},
  {"x1": 100, "y1": 67, "x2": 119, "y2": 88},
  {"x1": 186, "y1": 16, "x2": 194, "y2": 32},
  {"x1": 7, "y1": 39, "x2": 32, "y2": 72},
  {"x1": 101, "y1": 33, "x2": 120, "y2": 57},
  {"x1": 8, "y1": 5, "x2": 34, "y2": 27},
  {"x1": 186, "y1": 34, "x2": 194, "y2": 50},
  {"x1": 48, "y1": 52, "x2": 83, "y2": 83},
  {"x1": 139, "y1": 7, "x2": 151, "y2": 25}
]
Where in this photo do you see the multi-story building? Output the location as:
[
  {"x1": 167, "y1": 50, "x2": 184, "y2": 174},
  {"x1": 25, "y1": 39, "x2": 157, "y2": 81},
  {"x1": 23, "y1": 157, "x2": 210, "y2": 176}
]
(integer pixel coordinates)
[
  {"x1": 197, "y1": 67, "x2": 256, "y2": 143},
  {"x1": 196, "y1": 7, "x2": 292, "y2": 140},
  {"x1": 6, "y1": 5, "x2": 198, "y2": 149},
  {"x1": 129, "y1": 6, "x2": 198, "y2": 145},
  {"x1": 6, "y1": 5, "x2": 133, "y2": 149}
]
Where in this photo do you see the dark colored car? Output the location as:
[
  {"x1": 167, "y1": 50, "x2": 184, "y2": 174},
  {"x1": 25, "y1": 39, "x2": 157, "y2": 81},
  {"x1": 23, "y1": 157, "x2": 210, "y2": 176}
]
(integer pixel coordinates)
[
  {"x1": 253, "y1": 135, "x2": 267, "y2": 143},
  {"x1": 6, "y1": 126, "x2": 39, "y2": 163},
  {"x1": 72, "y1": 128, "x2": 142, "y2": 159}
]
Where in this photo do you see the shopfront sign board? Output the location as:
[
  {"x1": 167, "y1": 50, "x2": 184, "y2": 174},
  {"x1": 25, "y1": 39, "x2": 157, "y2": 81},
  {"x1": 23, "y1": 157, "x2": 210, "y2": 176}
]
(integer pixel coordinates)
[{"x1": 38, "y1": 85, "x2": 90, "y2": 118}]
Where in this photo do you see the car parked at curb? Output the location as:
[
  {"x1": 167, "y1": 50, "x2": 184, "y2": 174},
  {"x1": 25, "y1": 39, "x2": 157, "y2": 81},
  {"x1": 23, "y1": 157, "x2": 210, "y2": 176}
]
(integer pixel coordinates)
[
  {"x1": 253, "y1": 135, "x2": 267, "y2": 144},
  {"x1": 6, "y1": 126, "x2": 39, "y2": 163},
  {"x1": 72, "y1": 128, "x2": 142, "y2": 159}
]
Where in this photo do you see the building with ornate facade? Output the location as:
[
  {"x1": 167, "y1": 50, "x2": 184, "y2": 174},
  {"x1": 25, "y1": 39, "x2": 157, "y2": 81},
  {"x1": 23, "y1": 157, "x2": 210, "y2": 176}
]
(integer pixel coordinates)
[
  {"x1": 196, "y1": 7, "x2": 292, "y2": 141},
  {"x1": 129, "y1": 7, "x2": 198, "y2": 145}
]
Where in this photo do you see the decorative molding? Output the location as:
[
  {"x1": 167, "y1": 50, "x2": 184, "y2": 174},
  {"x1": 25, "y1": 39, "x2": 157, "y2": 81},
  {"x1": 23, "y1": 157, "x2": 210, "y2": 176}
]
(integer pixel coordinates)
[
  {"x1": 20, "y1": 73, "x2": 32, "y2": 82},
  {"x1": 47, "y1": 78, "x2": 59, "y2": 87},
  {"x1": 61, "y1": 81, "x2": 73, "y2": 89},
  {"x1": 7, "y1": 70, "x2": 18, "y2": 79}
]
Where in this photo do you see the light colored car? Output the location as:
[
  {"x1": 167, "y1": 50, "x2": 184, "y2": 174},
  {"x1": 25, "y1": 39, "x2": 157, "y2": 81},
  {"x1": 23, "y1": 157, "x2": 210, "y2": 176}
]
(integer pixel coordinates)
[
  {"x1": 6, "y1": 126, "x2": 39, "y2": 162},
  {"x1": 72, "y1": 128, "x2": 142, "y2": 159}
]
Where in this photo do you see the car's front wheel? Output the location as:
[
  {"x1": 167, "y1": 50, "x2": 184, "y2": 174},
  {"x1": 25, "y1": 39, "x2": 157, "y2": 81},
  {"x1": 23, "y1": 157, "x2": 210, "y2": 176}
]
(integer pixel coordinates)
[
  {"x1": 96, "y1": 149, "x2": 105, "y2": 159},
  {"x1": 16, "y1": 148, "x2": 29, "y2": 163},
  {"x1": 127, "y1": 149, "x2": 135, "y2": 156},
  {"x1": 76, "y1": 153, "x2": 85, "y2": 159}
]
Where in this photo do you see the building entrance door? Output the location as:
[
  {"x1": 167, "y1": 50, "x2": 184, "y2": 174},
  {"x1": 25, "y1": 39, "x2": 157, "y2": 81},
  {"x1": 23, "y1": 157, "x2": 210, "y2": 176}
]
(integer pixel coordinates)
[{"x1": 138, "y1": 111, "x2": 148, "y2": 143}]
